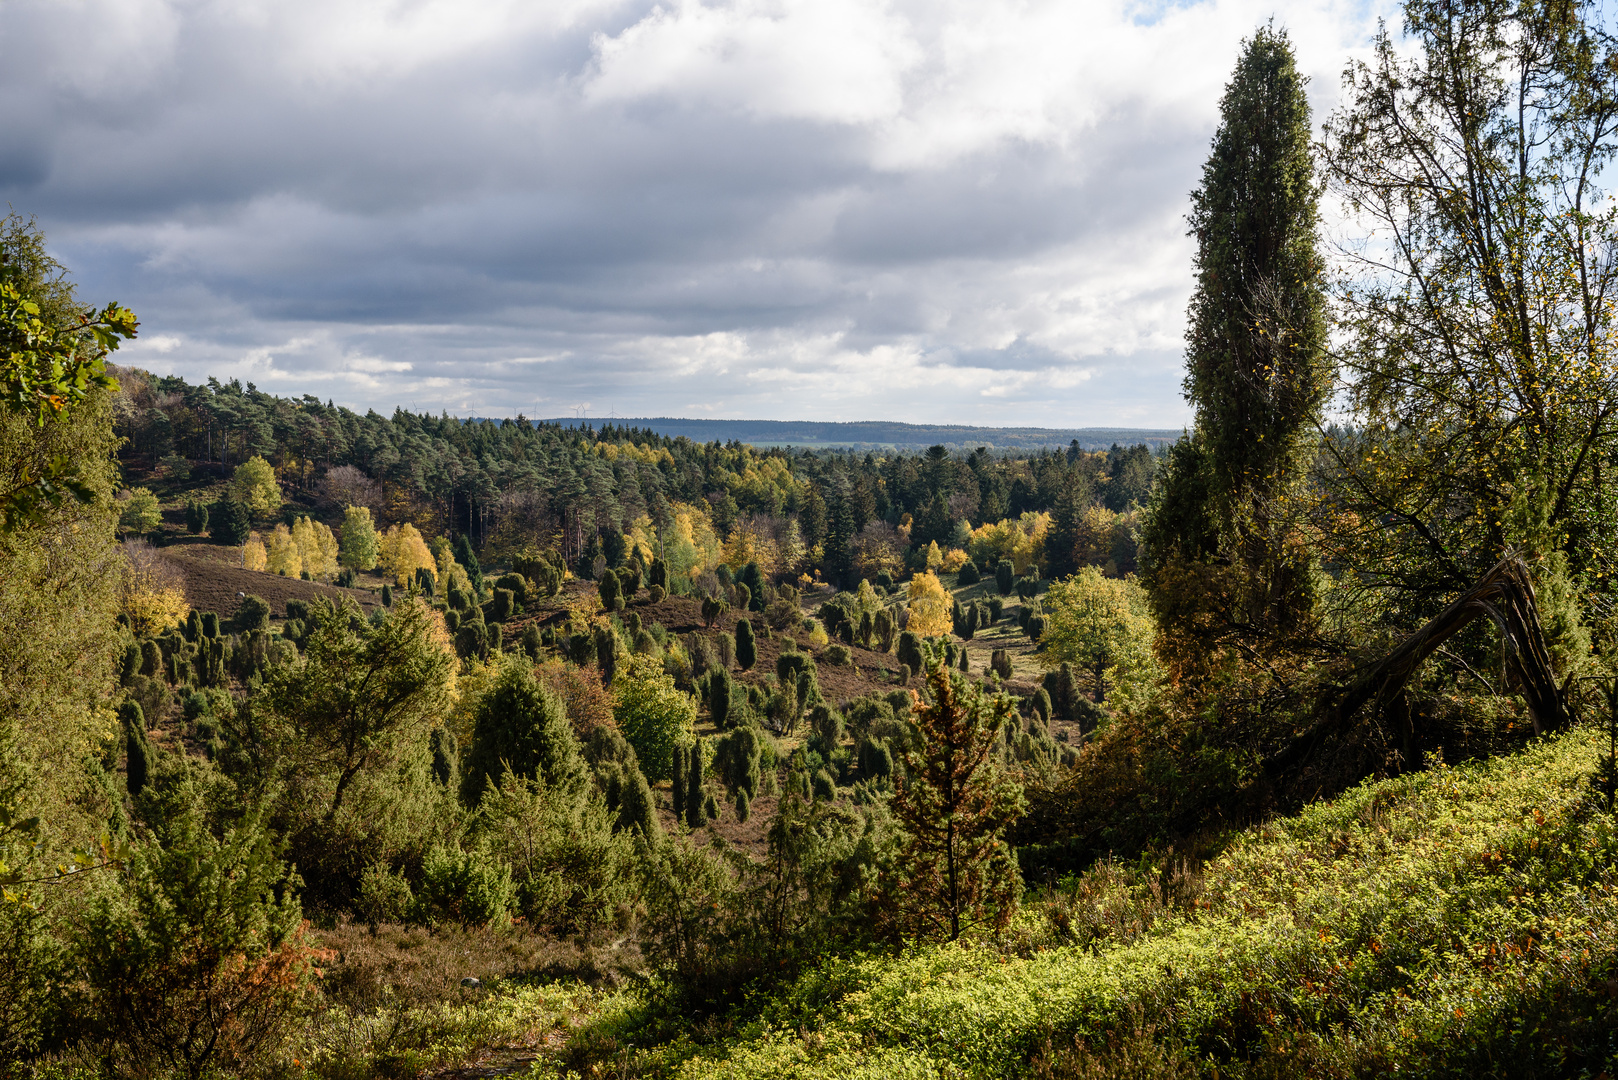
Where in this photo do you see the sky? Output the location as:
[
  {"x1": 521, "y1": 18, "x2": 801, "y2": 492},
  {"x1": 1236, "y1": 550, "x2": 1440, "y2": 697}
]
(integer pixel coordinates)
[{"x1": 1, "y1": 0, "x2": 1395, "y2": 426}]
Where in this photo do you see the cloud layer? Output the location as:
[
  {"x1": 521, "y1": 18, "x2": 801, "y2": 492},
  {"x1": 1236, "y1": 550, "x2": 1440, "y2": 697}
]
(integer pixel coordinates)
[{"x1": 0, "y1": 0, "x2": 1392, "y2": 424}]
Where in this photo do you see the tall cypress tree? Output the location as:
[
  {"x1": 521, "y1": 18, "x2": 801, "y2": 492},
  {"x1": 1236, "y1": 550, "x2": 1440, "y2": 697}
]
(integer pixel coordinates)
[{"x1": 1142, "y1": 26, "x2": 1328, "y2": 672}]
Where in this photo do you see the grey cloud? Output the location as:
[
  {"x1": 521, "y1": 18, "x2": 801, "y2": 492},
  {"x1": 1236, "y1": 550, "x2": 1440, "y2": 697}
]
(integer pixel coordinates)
[{"x1": 2, "y1": 0, "x2": 1387, "y2": 426}]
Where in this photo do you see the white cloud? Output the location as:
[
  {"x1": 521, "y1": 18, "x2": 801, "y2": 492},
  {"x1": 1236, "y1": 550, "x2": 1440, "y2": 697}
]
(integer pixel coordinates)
[{"x1": 1, "y1": 0, "x2": 1397, "y2": 426}]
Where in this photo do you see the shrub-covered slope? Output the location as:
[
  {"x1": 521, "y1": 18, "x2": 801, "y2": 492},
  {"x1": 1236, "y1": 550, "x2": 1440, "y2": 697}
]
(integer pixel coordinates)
[{"x1": 587, "y1": 730, "x2": 1618, "y2": 1078}]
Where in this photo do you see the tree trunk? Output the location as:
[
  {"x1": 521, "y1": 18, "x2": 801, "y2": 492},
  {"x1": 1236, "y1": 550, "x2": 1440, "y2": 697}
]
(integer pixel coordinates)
[{"x1": 1268, "y1": 556, "x2": 1567, "y2": 778}]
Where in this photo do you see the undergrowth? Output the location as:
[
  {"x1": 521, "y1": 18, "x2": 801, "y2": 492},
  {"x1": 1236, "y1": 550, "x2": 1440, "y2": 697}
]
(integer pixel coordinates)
[{"x1": 554, "y1": 729, "x2": 1618, "y2": 1078}]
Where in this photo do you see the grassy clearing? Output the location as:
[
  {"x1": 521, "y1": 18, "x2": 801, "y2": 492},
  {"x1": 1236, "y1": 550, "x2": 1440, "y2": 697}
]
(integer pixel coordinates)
[{"x1": 556, "y1": 730, "x2": 1618, "y2": 1078}]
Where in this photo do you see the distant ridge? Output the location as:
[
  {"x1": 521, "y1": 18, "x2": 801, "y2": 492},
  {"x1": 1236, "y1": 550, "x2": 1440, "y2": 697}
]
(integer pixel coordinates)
[{"x1": 534, "y1": 417, "x2": 1183, "y2": 452}]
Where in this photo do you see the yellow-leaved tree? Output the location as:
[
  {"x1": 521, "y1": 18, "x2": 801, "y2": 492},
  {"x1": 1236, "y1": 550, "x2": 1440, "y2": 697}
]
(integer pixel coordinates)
[
  {"x1": 907, "y1": 571, "x2": 953, "y2": 637},
  {"x1": 243, "y1": 531, "x2": 267, "y2": 571},
  {"x1": 378, "y1": 522, "x2": 436, "y2": 587},
  {"x1": 265, "y1": 524, "x2": 300, "y2": 576},
  {"x1": 121, "y1": 538, "x2": 190, "y2": 636},
  {"x1": 1040, "y1": 567, "x2": 1159, "y2": 705},
  {"x1": 230, "y1": 454, "x2": 282, "y2": 516},
  {"x1": 292, "y1": 516, "x2": 338, "y2": 580},
  {"x1": 968, "y1": 512, "x2": 1050, "y2": 574}
]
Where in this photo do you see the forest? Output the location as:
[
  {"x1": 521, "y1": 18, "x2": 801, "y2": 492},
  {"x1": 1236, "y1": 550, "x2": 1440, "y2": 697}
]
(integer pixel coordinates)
[{"x1": 6, "y1": 2, "x2": 1618, "y2": 1077}]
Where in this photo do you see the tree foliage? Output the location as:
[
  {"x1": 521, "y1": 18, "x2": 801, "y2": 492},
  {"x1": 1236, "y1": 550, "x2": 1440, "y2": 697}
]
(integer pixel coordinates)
[
  {"x1": 883, "y1": 663, "x2": 1024, "y2": 941},
  {"x1": 1142, "y1": 25, "x2": 1327, "y2": 677},
  {"x1": 906, "y1": 571, "x2": 952, "y2": 638},
  {"x1": 612, "y1": 652, "x2": 695, "y2": 782},
  {"x1": 1322, "y1": 0, "x2": 1618, "y2": 622},
  {"x1": 1040, "y1": 568, "x2": 1158, "y2": 704}
]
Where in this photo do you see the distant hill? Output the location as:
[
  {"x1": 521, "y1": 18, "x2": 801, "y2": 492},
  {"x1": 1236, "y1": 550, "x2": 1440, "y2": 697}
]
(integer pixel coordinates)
[{"x1": 534, "y1": 418, "x2": 1183, "y2": 452}]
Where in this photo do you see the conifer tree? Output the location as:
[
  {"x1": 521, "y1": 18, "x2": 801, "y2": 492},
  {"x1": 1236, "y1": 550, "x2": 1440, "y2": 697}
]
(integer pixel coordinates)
[
  {"x1": 598, "y1": 569, "x2": 622, "y2": 612},
  {"x1": 461, "y1": 655, "x2": 585, "y2": 805},
  {"x1": 883, "y1": 662, "x2": 1025, "y2": 941},
  {"x1": 209, "y1": 497, "x2": 250, "y2": 547},
  {"x1": 735, "y1": 618, "x2": 756, "y2": 671},
  {"x1": 684, "y1": 742, "x2": 705, "y2": 829},
  {"x1": 1142, "y1": 25, "x2": 1327, "y2": 671}
]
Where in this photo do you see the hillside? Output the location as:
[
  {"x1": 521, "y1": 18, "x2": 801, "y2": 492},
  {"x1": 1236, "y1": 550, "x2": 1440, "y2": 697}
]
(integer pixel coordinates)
[{"x1": 553, "y1": 728, "x2": 1618, "y2": 1077}]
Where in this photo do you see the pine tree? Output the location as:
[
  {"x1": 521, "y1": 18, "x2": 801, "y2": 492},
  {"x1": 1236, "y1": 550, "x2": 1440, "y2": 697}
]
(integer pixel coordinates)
[
  {"x1": 883, "y1": 662, "x2": 1025, "y2": 941},
  {"x1": 209, "y1": 497, "x2": 250, "y2": 546},
  {"x1": 1141, "y1": 25, "x2": 1327, "y2": 671}
]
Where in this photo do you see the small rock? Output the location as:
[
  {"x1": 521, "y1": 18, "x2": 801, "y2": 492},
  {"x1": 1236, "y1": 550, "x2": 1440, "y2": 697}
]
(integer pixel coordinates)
[{"x1": 460, "y1": 977, "x2": 481, "y2": 989}]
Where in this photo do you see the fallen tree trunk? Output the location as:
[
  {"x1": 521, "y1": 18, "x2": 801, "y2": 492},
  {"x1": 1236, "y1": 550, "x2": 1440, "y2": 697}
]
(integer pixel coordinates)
[{"x1": 1267, "y1": 556, "x2": 1567, "y2": 778}]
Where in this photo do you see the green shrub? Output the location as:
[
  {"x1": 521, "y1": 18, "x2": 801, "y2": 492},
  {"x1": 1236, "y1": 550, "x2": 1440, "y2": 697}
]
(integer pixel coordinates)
[
  {"x1": 74, "y1": 801, "x2": 308, "y2": 1076},
  {"x1": 209, "y1": 497, "x2": 250, "y2": 546},
  {"x1": 430, "y1": 726, "x2": 459, "y2": 788},
  {"x1": 412, "y1": 845, "x2": 514, "y2": 928},
  {"x1": 737, "y1": 561, "x2": 767, "y2": 611},
  {"x1": 455, "y1": 620, "x2": 489, "y2": 660},
  {"x1": 995, "y1": 559, "x2": 1015, "y2": 595},
  {"x1": 823, "y1": 644, "x2": 852, "y2": 667},
  {"x1": 494, "y1": 571, "x2": 528, "y2": 606},
  {"x1": 811, "y1": 768, "x2": 836, "y2": 801},
  {"x1": 648, "y1": 583, "x2": 666, "y2": 603},
  {"x1": 594, "y1": 624, "x2": 619, "y2": 684},
  {"x1": 184, "y1": 499, "x2": 209, "y2": 534},
  {"x1": 119, "y1": 642, "x2": 141, "y2": 686},
  {"x1": 958, "y1": 559, "x2": 980, "y2": 585},
  {"x1": 598, "y1": 571, "x2": 623, "y2": 611},
  {"x1": 735, "y1": 618, "x2": 757, "y2": 670},
  {"x1": 896, "y1": 630, "x2": 923, "y2": 674},
  {"x1": 381, "y1": 582, "x2": 393, "y2": 607},
  {"x1": 122, "y1": 703, "x2": 153, "y2": 796},
  {"x1": 489, "y1": 587, "x2": 516, "y2": 622},
  {"x1": 684, "y1": 741, "x2": 706, "y2": 830},
  {"x1": 461, "y1": 655, "x2": 584, "y2": 805},
  {"x1": 584, "y1": 727, "x2": 662, "y2": 840},
  {"x1": 233, "y1": 594, "x2": 270, "y2": 633},
  {"x1": 714, "y1": 726, "x2": 762, "y2": 800},
  {"x1": 356, "y1": 862, "x2": 414, "y2": 924},
  {"x1": 708, "y1": 668, "x2": 734, "y2": 729},
  {"x1": 857, "y1": 735, "x2": 893, "y2": 780},
  {"x1": 874, "y1": 608, "x2": 895, "y2": 652},
  {"x1": 475, "y1": 769, "x2": 636, "y2": 934}
]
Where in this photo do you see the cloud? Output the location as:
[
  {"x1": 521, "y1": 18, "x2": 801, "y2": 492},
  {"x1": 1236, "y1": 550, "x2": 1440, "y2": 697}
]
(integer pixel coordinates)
[{"x1": 0, "y1": 0, "x2": 1395, "y2": 426}]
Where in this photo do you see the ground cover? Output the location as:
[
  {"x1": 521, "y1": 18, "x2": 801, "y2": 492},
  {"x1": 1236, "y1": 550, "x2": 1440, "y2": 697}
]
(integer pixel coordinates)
[{"x1": 547, "y1": 728, "x2": 1618, "y2": 1078}]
